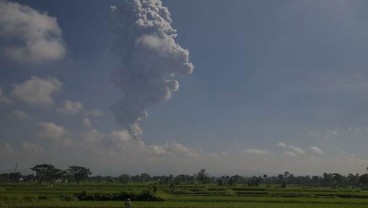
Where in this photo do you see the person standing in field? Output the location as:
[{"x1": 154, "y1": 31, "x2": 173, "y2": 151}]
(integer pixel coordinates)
[{"x1": 124, "y1": 198, "x2": 131, "y2": 208}]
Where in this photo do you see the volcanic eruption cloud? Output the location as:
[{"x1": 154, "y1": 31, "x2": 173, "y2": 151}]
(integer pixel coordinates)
[{"x1": 110, "y1": 0, "x2": 194, "y2": 139}]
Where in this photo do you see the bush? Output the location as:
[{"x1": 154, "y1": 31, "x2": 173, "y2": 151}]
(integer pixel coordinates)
[
  {"x1": 74, "y1": 190, "x2": 164, "y2": 201},
  {"x1": 37, "y1": 196, "x2": 48, "y2": 200},
  {"x1": 60, "y1": 195, "x2": 77, "y2": 201}
]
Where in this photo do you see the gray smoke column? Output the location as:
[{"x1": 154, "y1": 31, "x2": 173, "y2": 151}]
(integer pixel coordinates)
[{"x1": 110, "y1": 0, "x2": 194, "y2": 139}]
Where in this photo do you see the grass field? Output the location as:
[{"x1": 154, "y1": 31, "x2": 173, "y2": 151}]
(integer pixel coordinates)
[{"x1": 1, "y1": 183, "x2": 368, "y2": 208}]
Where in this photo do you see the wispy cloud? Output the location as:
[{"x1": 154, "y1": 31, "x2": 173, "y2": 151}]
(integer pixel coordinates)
[
  {"x1": 11, "y1": 110, "x2": 30, "y2": 121},
  {"x1": 87, "y1": 110, "x2": 105, "y2": 117},
  {"x1": 277, "y1": 142, "x2": 305, "y2": 156},
  {"x1": 325, "y1": 130, "x2": 339, "y2": 137},
  {"x1": 277, "y1": 142, "x2": 287, "y2": 148},
  {"x1": 310, "y1": 146, "x2": 323, "y2": 155},
  {"x1": 58, "y1": 100, "x2": 84, "y2": 115},
  {"x1": 82, "y1": 118, "x2": 92, "y2": 128},
  {"x1": 288, "y1": 145, "x2": 305, "y2": 154},
  {"x1": 243, "y1": 148, "x2": 269, "y2": 155},
  {"x1": 286, "y1": 151, "x2": 297, "y2": 157},
  {"x1": 22, "y1": 142, "x2": 44, "y2": 154}
]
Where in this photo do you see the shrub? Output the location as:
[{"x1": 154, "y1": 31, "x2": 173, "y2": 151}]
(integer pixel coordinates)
[
  {"x1": 74, "y1": 190, "x2": 164, "y2": 201},
  {"x1": 37, "y1": 196, "x2": 48, "y2": 200},
  {"x1": 60, "y1": 195, "x2": 77, "y2": 201}
]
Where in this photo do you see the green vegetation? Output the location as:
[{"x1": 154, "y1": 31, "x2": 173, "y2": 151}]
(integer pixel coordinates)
[
  {"x1": 2, "y1": 183, "x2": 368, "y2": 208},
  {"x1": 2, "y1": 165, "x2": 368, "y2": 207}
]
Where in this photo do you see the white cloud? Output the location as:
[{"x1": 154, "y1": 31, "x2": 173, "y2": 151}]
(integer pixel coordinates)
[
  {"x1": 277, "y1": 142, "x2": 305, "y2": 155},
  {"x1": 0, "y1": 1, "x2": 65, "y2": 63},
  {"x1": 243, "y1": 148, "x2": 269, "y2": 155},
  {"x1": 58, "y1": 100, "x2": 84, "y2": 115},
  {"x1": 87, "y1": 110, "x2": 105, "y2": 117},
  {"x1": 57, "y1": 100, "x2": 105, "y2": 117},
  {"x1": 11, "y1": 110, "x2": 29, "y2": 121},
  {"x1": 37, "y1": 122, "x2": 66, "y2": 140},
  {"x1": 11, "y1": 76, "x2": 62, "y2": 105},
  {"x1": 3, "y1": 126, "x2": 368, "y2": 175},
  {"x1": 82, "y1": 118, "x2": 92, "y2": 128},
  {"x1": 277, "y1": 142, "x2": 287, "y2": 148},
  {"x1": 347, "y1": 127, "x2": 362, "y2": 132},
  {"x1": 288, "y1": 145, "x2": 305, "y2": 154},
  {"x1": 110, "y1": 5, "x2": 117, "y2": 11},
  {"x1": 286, "y1": 151, "x2": 297, "y2": 157},
  {"x1": 109, "y1": 129, "x2": 133, "y2": 143},
  {"x1": 326, "y1": 130, "x2": 339, "y2": 136},
  {"x1": 209, "y1": 152, "x2": 230, "y2": 158},
  {"x1": 310, "y1": 146, "x2": 324, "y2": 155},
  {"x1": 86, "y1": 129, "x2": 200, "y2": 159},
  {"x1": 76, "y1": 128, "x2": 100, "y2": 144},
  {"x1": 41, "y1": 125, "x2": 202, "y2": 162},
  {"x1": 162, "y1": 141, "x2": 200, "y2": 158},
  {"x1": 0, "y1": 87, "x2": 11, "y2": 104},
  {"x1": 22, "y1": 142, "x2": 44, "y2": 154}
]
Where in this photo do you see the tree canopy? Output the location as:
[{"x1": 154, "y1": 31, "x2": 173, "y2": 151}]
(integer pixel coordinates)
[
  {"x1": 30, "y1": 164, "x2": 62, "y2": 184},
  {"x1": 68, "y1": 166, "x2": 91, "y2": 184}
]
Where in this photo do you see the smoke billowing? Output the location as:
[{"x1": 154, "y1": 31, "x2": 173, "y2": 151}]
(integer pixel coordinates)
[{"x1": 110, "y1": 0, "x2": 194, "y2": 138}]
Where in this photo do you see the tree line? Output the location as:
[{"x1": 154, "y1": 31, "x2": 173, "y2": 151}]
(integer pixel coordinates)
[
  {"x1": 114, "y1": 170, "x2": 368, "y2": 189},
  {"x1": 0, "y1": 164, "x2": 91, "y2": 184},
  {"x1": 2, "y1": 165, "x2": 368, "y2": 189}
]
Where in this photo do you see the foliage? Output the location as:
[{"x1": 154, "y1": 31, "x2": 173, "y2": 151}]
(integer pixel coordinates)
[
  {"x1": 3, "y1": 165, "x2": 368, "y2": 207},
  {"x1": 196, "y1": 169, "x2": 210, "y2": 185},
  {"x1": 359, "y1": 174, "x2": 368, "y2": 189},
  {"x1": 3, "y1": 165, "x2": 368, "y2": 189},
  {"x1": 3, "y1": 183, "x2": 368, "y2": 208},
  {"x1": 30, "y1": 164, "x2": 63, "y2": 184},
  {"x1": 68, "y1": 166, "x2": 92, "y2": 184},
  {"x1": 8, "y1": 173, "x2": 21, "y2": 182},
  {"x1": 75, "y1": 190, "x2": 164, "y2": 201}
]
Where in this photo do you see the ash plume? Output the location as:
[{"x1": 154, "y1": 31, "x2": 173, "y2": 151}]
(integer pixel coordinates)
[{"x1": 110, "y1": 0, "x2": 194, "y2": 138}]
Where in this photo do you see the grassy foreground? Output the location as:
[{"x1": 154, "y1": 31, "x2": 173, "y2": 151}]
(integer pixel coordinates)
[{"x1": 1, "y1": 183, "x2": 368, "y2": 208}]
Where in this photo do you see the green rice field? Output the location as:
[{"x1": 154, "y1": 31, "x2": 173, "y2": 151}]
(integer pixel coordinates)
[{"x1": 1, "y1": 183, "x2": 368, "y2": 208}]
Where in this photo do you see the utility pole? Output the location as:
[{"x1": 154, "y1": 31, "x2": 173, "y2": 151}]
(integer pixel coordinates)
[{"x1": 14, "y1": 163, "x2": 18, "y2": 172}]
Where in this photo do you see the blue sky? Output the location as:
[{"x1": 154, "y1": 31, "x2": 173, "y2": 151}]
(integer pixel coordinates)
[{"x1": 1, "y1": 0, "x2": 368, "y2": 176}]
